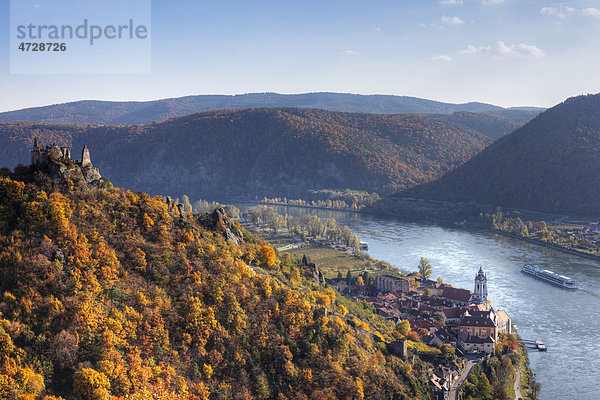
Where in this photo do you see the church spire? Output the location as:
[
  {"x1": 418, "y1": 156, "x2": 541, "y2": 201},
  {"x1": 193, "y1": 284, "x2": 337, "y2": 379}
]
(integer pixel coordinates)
[{"x1": 472, "y1": 266, "x2": 488, "y2": 304}]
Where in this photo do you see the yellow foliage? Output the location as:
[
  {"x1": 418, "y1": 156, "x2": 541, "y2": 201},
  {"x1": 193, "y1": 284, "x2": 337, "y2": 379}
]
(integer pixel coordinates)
[
  {"x1": 142, "y1": 213, "x2": 154, "y2": 230},
  {"x1": 356, "y1": 377, "x2": 364, "y2": 400},
  {"x1": 300, "y1": 368, "x2": 313, "y2": 383},
  {"x1": 202, "y1": 363, "x2": 213, "y2": 380},
  {"x1": 73, "y1": 368, "x2": 110, "y2": 400},
  {"x1": 14, "y1": 367, "x2": 44, "y2": 395},
  {"x1": 132, "y1": 248, "x2": 147, "y2": 271},
  {"x1": 3, "y1": 292, "x2": 16, "y2": 303},
  {"x1": 258, "y1": 244, "x2": 277, "y2": 267}
]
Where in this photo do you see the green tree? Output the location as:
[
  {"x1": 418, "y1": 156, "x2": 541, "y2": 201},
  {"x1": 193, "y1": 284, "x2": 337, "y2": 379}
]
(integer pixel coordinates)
[
  {"x1": 418, "y1": 257, "x2": 432, "y2": 280},
  {"x1": 432, "y1": 311, "x2": 446, "y2": 325},
  {"x1": 346, "y1": 270, "x2": 353, "y2": 285},
  {"x1": 397, "y1": 320, "x2": 411, "y2": 336}
]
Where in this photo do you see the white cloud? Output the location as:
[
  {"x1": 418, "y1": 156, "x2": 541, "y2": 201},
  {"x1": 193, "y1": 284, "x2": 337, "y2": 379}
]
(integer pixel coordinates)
[
  {"x1": 439, "y1": 0, "x2": 463, "y2": 5},
  {"x1": 482, "y1": 0, "x2": 505, "y2": 5},
  {"x1": 540, "y1": 6, "x2": 600, "y2": 20},
  {"x1": 459, "y1": 41, "x2": 545, "y2": 59},
  {"x1": 341, "y1": 50, "x2": 360, "y2": 56},
  {"x1": 582, "y1": 7, "x2": 600, "y2": 17},
  {"x1": 540, "y1": 5, "x2": 576, "y2": 20},
  {"x1": 441, "y1": 16, "x2": 465, "y2": 25},
  {"x1": 418, "y1": 23, "x2": 428, "y2": 28},
  {"x1": 433, "y1": 55, "x2": 453, "y2": 62},
  {"x1": 373, "y1": 27, "x2": 381, "y2": 32}
]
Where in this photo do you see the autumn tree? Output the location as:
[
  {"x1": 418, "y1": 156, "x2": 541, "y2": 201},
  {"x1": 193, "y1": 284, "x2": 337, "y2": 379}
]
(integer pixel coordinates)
[
  {"x1": 258, "y1": 244, "x2": 277, "y2": 267},
  {"x1": 73, "y1": 368, "x2": 111, "y2": 400}
]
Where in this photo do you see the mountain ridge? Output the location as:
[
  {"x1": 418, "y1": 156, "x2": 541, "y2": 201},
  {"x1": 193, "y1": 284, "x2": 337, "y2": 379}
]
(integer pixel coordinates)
[
  {"x1": 0, "y1": 107, "x2": 492, "y2": 200},
  {"x1": 0, "y1": 92, "x2": 544, "y2": 126},
  {"x1": 409, "y1": 94, "x2": 600, "y2": 215}
]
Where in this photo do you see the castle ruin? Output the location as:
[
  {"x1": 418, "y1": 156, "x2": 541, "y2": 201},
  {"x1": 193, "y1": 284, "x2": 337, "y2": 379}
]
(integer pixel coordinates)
[{"x1": 30, "y1": 139, "x2": 101, "y2": 183}]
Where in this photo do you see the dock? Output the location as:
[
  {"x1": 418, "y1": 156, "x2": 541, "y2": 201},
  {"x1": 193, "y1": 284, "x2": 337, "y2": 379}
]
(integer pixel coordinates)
[{"x1": 518, "y1": 339, "x2": 547, "y2": 352}]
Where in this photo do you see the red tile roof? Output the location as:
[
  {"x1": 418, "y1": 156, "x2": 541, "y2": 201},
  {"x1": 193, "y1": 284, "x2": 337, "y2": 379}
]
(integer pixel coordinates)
[{"x1": 442, "y1": 287, "x2": 472, "y2": 303}]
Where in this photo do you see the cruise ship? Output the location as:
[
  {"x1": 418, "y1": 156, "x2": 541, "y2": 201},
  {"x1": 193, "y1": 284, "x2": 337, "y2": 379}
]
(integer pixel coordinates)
[{"x1": 521, "y1": 264, "x2": 578, "y2": 289}]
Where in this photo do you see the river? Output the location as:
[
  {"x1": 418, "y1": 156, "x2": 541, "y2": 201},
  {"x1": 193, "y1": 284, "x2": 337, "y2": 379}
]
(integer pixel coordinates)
[{"x1": 247, "y1": 205, "x2": 600, "y2": 399}]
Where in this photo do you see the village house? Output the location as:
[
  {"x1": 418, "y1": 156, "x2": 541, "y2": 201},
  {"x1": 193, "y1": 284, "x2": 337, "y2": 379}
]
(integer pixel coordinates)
[
  {"x1": 495, "y1": 309, "x2": 512, "y2": 334},
  {"x1": 441, "y1": 286, "x2": 472, "y2": 306},
  {"x1": 458, "y1": 334, "x2": 495, "y2": 355},
  {"x1": 440, "y1": 307, "x2": 462, "y2": 324},
  {"x1": 409, "y1": 316, "x2": 443, "y2": 334},
  {"x1": 457, "y1": 310, "x2": 498, "y2": 354}
]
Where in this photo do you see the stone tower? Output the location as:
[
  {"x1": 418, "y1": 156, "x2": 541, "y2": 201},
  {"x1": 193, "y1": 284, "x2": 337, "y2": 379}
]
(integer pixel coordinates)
[
  {"x1": 472, "y1": 266, "x2": 488, "y2": 304},
  {"x1": 81, "y1": 145, "x2": 91, "y2": 167},
  {"x1": 31, "y1": 138, "x2": 43, "y2": 166}
]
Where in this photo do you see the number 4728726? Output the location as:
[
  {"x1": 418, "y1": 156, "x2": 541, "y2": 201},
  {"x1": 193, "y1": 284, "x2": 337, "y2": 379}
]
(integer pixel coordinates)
[{"x1": 18, "y1": 43, "x2": 66, "y2": 51}]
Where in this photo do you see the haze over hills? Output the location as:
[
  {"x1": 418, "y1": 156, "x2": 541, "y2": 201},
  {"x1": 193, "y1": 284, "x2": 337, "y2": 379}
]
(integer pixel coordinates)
[
  {"x1": 0, "y1": 92, "x2": 544, "y2": 128},
  {"x1": 428, "y1": 109, "x2": 542, "y2": 141},
  {"x1": 0, "y1": 107, "x2": 491, "y2": 200},
  {"x1": 409, "y1": 94, "x2": 600, "y2": 215}
]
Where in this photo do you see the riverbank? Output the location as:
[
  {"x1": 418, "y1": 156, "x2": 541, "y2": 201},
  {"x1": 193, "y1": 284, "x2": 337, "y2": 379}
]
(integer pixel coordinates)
[
  {"x1": 243, "y1": 222, "x2": 395, "y2": 279},
  {"x1": 516, "y1": 339, "x2": 541, "y2": 399},
  {"x1": 252, "y1": 200, "x2": 487, "y2": 228},
  {"x1": 493, "y1": 230, "x2": 600, "y2": 261},
  {"x1": 250, "y1": 201, "x2": 600, "y2": 263}
]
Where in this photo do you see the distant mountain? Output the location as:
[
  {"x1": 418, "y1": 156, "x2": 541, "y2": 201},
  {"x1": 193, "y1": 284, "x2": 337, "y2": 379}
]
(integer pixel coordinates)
[
  {"x1": 428, "y1": 109, "x2": 541, "y2": 141},
  {"x1": 0, "y1": 92, "x2": 537, "y2": 125},
  {"x1": 409, "y1": 94, "x2": 600, "y2": 215},
  {"x1": 0, "y1": 108, "x2": 491, "y2": 200}
]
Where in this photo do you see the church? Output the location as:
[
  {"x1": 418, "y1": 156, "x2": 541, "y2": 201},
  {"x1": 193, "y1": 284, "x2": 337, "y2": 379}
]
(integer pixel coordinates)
[{"x1": 456, "y1": 267, "x2": 513, "y2": 354}]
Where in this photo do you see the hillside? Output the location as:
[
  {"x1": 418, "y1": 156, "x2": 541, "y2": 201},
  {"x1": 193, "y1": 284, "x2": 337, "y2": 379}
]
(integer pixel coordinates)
[
  {"x1": 410, "y1": 94, "x2": 600, "y2": 215},
  {"x1": 0, "y1": 165, "x2": 435, "y2": 399},
  {"x1": 0, "y1": 92, "x2": 537, "y2": 125},
  {"x1": 428, "y1": 109, "x2": 540, "y2": 141},
  {"x1": 0, "y1": 108, "x2": 492, "y2": 200}
]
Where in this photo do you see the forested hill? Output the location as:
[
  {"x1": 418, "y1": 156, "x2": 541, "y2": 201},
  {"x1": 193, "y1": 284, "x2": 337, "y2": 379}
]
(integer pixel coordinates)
[
  {"x1": 428, "y1": 109, "x2": 540, "y2": 141},
  {"x1": 409, "y1": 94, "x2": 600, "y2": 215},
  {"x1": 0, "y1": 165, "x2": 433, "y2": 399},
  {"x1": 0, "y1": 92, "x2": 543, "y2": 125},
  {"x1": 0, "y1": 107, "x2": 491, "y2": 200}
]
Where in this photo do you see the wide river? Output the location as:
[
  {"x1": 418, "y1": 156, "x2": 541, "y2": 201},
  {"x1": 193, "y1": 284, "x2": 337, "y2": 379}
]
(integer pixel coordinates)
[{"x1": 249, "y1": 205, "x2": 600, "y2": 400}]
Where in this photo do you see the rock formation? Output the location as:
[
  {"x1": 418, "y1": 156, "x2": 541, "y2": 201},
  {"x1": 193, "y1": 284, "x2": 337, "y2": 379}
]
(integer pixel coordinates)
[{"x1": 30, "y1": 139, "x2": 102, "y2": 185}]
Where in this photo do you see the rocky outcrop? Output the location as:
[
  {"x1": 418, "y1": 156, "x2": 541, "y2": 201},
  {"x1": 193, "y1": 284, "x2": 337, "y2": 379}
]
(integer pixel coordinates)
[
  {"x1": 301, "y1": 255, "x2": 325, "y2": 285},
  {"x1": 197, "y1": 207, "x2": 244, "y2": 245},
  {"x1": 31, "y1": 141, "x2": 103, "y2": 187}
]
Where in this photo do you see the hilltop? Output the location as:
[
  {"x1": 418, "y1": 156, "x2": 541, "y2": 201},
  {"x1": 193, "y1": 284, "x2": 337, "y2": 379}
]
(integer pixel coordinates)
[
  {"x1": 410, "y1": 94, "x2": 600, "y2": 215},
  {"x1": 0, "y1": 92, "x2": 543, "y2": 126},
  {"x1": 0, "y1": 108, "x2": 491, "y2": 200},
  {"x1": 0, "y1": 159, "x2": 437, "y2": 399}
]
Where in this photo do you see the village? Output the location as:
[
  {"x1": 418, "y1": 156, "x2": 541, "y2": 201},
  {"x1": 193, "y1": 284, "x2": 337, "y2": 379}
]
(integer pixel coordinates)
[
  {"x1": 329, "y1": 263, "x2": 515, "y2": 399},
  {"x1": 242, "y1": 207, "x2": 529, "y2": 398},
  {"x1": 551, "y1": 223, "x2": 600, "y2": 246}
]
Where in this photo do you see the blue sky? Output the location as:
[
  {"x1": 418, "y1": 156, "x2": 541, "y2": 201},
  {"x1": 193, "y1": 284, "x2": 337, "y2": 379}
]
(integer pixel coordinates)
[{"x1": 0, "y1": 0, "x2": 599, "y2": 111}]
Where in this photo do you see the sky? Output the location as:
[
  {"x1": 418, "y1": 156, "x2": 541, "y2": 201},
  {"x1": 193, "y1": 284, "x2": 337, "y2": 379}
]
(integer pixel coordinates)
[{"x1": 0, "y1": 0, "x2": 599, "y2": 111}]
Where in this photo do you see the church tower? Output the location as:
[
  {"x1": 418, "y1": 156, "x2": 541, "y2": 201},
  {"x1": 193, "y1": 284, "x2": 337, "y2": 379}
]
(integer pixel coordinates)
[{"x1": 472, "y1": 266, "x2": 488, "y2": 304}]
